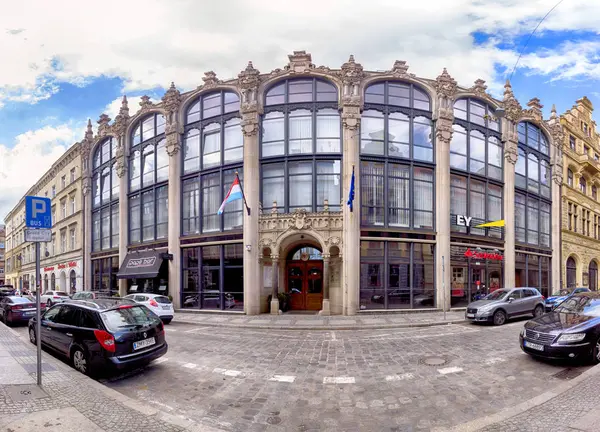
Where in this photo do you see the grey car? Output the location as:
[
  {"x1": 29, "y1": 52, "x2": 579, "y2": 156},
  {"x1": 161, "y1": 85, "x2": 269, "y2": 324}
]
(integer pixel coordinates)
[{"x1": 466, "y1": 287, "x2": 545, "y2": 325}]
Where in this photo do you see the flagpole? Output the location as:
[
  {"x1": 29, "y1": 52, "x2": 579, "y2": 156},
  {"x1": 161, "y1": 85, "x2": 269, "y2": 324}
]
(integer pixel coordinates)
[{"x1": 235, "y1": 171, "x2": 251, "y2": 216}]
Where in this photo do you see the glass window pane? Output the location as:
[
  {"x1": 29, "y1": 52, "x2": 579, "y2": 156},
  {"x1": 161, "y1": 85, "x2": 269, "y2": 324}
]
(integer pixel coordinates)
[
  {"x1": 289, "y1": 80, "x2": 314, "y2": 103},
  {"x1": 388, "y1": 164, "x2": 410, "y2": 227},
  {"x1": 265, "y1": 83, "x2": 285, "y2": 106},
  {"x1": 361, "y1": 161, "x2": 384, "y2": 226},
  {"x1": 261, "y1": 112, "x2": 284, "y2": 157},
  {"x1": 262, "y1": 164, "x2": 285, "y2": 210},
  {"x1": 182, "y1": 179, "x2": 200, "y2": 235},
  {"x1": 360, "y1": 241, "x2": 385, "y2": 310},
  {"x1": 129, "y1": 194, "x2": 141, "y2": 243},
  {"x1": 111, "y1": 205, "x2": 119, "y2": 247},
  {"x1": 316, "y1": 160, "x2": 341, "y2": 211},
  {"x1": 413, "y1": 117, "x2": 432, "y2": 161},
  {"x1": 129, "y1": 150, "x2": 141, "y2": 192},
  {"x1": 224, "y1": 118, "x2": 243, "y2": 163},
  {"x1": 156, "y1": 139, "x2": 168, "y2": 183},
  {"x1": 142, "y1": 145, "x2": 155, "y2": 186},
  {"x1": 203, "y1": 123, "x2": 221, "y2": 168},
  {"x1": 184, "y1": 129, "x2": 200, "y2": 174},
  {"x1": 388, "y1": 115, "x2": 410, "y2": 159},
  {"x1": 142, "y1": 190, "x2": 155, "y2": 241},
  {"x1": 202, "y1": 93, "x2": 221, "y2": 118},
  {"x1": 289, "y1": 110, "x2": 312, "y2": 154},
  {"x1": 202, "y1": 173, "x2": 220, "y2": 232},
  {"x1": 364, "y1": 83, "x2": 385, "y2": 104},
  {"x1": 361, "y1": 111, "x2": 384, "y2": 155},
  {"x1": 414, "y1": 167, "x2": 433, "y2": 229},
  {"x1": 224, "y1": 92, "x2": 240, "y2": 113},
  {"x1": 289, "y1": 162, "x2": 312, "y2": 210},
  {"x1": 187, "y1": 101, "x2": 200, "y2": 124},
  {"x1": 156, "y1": 115, "x2": 166, "y2": 135},
  {"x1": 316, "y1": 109, "x2": 340, "y2": 153},
  {"x1": 142, "y1": 116, "x2": 155, "y2": 141},
  {"x1": 156, "y1": 186, "x2": 168, "y2": 239},
  {"x1": 223, "y1": 169, "x2": 243, "y2": 230}
]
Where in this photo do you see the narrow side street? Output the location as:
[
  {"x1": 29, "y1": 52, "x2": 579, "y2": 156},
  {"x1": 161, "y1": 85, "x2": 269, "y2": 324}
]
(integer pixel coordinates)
[{"x1": 10, "y1": 319, "x2": 590, "y2": 431}]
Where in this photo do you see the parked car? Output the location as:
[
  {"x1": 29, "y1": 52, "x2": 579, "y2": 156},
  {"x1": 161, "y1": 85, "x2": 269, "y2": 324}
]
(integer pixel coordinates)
[
  {"x1": 545, "y1": 287, "x2": 591, "y2": 312},
  {"x1": 0, "y1": 296, "x2": 45, "y2": 325},
  {"x1": 41, "y1": 290, "x2": 70, "y2": 307},
  {"x1": 466, "y1": 287, "x2": 545, "y2": 325},
  {"x1": 123, "y1": 294, "x2": 174, "y2": 324},
  {"x1": 520, "y1": 291, "x2": 600, "y2": 363},
  {"x1": 71, "y1": 291, "x2": 100, "y2": 301},
  {"x1": 28, "y1": 298, "x2": 167, "y2": 375},
  {"x1": 0, "y1": 285, "x2": 17, "y2": 298}
]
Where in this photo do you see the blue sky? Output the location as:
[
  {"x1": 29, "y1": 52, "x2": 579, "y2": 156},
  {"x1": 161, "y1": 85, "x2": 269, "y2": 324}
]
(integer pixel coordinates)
[{"x1": 1, "y1": 0, "x2": 600, "y2": 223}]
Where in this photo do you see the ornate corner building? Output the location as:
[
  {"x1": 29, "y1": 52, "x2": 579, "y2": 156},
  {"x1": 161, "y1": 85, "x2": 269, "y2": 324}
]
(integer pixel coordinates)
[
  {"x1": 556, "y1": 97, "x2": 600, "y2": 290},
  {"x1": 68, "y1": 50, "x2": 568, "y2": 315}
]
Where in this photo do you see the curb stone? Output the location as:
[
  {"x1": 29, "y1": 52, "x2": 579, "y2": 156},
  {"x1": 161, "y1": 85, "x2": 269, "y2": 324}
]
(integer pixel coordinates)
[
  {"x1": 431, "y1": 363, "x2": 600, "y2": 432},
  {"x1": 2, "y1": 323, "x2": 224, "y2": 432}
]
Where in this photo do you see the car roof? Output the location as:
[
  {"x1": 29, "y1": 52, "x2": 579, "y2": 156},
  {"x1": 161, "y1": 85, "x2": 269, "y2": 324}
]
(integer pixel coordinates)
[{"x1": 65, "y1": 297, "x2": 137, "y2": 311}]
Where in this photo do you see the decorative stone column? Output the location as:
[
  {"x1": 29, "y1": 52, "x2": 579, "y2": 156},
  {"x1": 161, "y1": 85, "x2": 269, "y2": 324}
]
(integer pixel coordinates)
[
  {"x1": 163, "y1": 83, "x2": 183, "y2": 308},
  {"x1": 270, "y1": 255, "x2": 280, "y2": 314},
  {"x1": 81, "y1": 120, "x2": 94, "y2": 290},
  {"x1": 548, "y1": 108, "x2": 565, "y2": 295},
  {"x1": 433, "y1": 69, "x2": 457, "y2": 311},
  {"x1": 239, "y1": 62, "x2": 261, "y2": 315},
  {"x1": 501, "y1": 81, "x2": 522, "y2": 290},
  {"x1": 340, "y1": 55, "x2": 363, "y2": 316},
  {"x1": 319, "y1": 254, "x2": 331, "y2": 315}
]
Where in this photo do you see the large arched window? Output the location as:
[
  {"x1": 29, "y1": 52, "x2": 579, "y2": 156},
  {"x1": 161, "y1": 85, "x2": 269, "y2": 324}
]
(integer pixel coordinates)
[
  {"x1": 515, "y1": 122, "x2": 551, "y2": 247},
  {"x1": 128, "y1": 113, "x2": 168, "y2": 243},
  {"x1": 450, "y1": 98, "x2": 503, "y2": 239},
  {"x1": 360, "y1": 81, "x2": 433, "y2": 228},
  {"x1": 181, "y1": 91, "x2": 243, "y2": 235},
  {"x1": 92, "y1": 137, "x2": 119, "y2": 251},
  {"x1": 566, "y1": 257, "x2": 577, "y2": 288},
  {"x1": 260, "y1": 78, "x2": 341, "y2": 212}
]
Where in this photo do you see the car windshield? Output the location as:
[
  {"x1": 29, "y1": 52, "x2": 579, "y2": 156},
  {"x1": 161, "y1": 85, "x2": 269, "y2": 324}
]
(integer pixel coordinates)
[
  {"x1": 559, "y1": 289, "x2": 571, "y2": 295},
  {"x1": 10, "y1": 297, "x2": 33, "y2": 304},
  {"x1": 154, "y1": 296, "x2": 171, "y2": 304},
  {"x1": 485, "y1": 290, "x2": 510, "y2": 300},
  {"x1": 101, "y1": 305, "x2": 161, "y2": 332},
  {"x1": 554, "y1": 297, "x2": 600, "y2": 316},
  {"x1": 55, "y1": 292, "x2": 69, "y2": 297}
]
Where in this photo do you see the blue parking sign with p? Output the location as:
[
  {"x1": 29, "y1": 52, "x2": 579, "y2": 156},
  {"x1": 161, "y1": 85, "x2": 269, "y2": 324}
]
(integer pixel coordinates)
[{"x1": 26, "y1": 196, "x2": 52, "y2": 229}]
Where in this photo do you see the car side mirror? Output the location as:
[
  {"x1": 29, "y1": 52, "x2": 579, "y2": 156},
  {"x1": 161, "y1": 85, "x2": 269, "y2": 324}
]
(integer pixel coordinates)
[{"x1": 507, "y1": 298, "x2": 514, "y2": 303}]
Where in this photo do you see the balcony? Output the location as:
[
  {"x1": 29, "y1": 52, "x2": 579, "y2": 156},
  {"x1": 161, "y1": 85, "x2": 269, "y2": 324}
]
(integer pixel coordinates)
[{"x1": 578, "y1": 153, "x2": 600, "y2": 176}]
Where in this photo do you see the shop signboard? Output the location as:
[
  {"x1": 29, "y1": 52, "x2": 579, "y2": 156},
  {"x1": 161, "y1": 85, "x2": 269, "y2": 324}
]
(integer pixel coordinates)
[{"x1": 464, "y1": 248, "x2": 503, "y2": 261}]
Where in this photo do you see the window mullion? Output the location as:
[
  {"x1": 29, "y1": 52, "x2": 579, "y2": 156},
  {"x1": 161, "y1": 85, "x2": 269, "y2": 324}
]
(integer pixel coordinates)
[{"x1": 384, "y1": 241, "x2": 388, "y2": 309}]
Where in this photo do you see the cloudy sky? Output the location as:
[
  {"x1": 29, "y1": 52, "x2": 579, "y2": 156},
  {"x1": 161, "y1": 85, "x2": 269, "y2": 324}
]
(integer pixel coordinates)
[{"x1": 1, "y1": 0, "x2": 599, "y2": 223}]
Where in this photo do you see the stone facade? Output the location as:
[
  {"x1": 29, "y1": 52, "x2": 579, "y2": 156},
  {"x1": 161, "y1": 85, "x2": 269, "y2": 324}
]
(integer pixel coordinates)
[
  {"x1": 0, "y1": 224, "x2": 5, "y2": 285},
  {"x1": 3, "y1": 143, "x2": 84, "y2": 293},
  {"x1": 553, "y1": 97, "x2": 600, "y2": 289}
]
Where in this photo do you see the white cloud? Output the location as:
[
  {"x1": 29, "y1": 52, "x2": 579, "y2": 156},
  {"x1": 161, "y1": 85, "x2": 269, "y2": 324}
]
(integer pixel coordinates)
[
  {"x1": 0, "y1": 0, "x2": 599, "y2": 107},
  {"x1": 0, "y1": 125, "x2": 79, "y2": 223},
  {"x1": 103, "y1": 95, "x2": 158, "y2": 120}
]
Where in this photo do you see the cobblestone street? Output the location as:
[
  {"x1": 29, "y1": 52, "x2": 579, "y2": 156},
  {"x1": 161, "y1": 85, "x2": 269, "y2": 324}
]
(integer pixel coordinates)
[{"x1": 11, "y1": 318, "x2": 589, "y2": 431}]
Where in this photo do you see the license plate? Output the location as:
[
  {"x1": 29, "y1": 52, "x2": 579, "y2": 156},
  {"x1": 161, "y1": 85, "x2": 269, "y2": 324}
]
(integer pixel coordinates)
[
  {"x1": 24, "y1": 311, "x2": 35, "y2": 316},
  {"x1": 133, "y1": 337, "x2": 156, "y2": 351},
  {"x1": 466, "y1": 313, "x2": 475, "y2": 318},
  {"x1": 524, "y1": 340, "x2": 544, "y2": 351},
  {"x1": 161, "y1": 305, "x2": 171, "y2": 310}
]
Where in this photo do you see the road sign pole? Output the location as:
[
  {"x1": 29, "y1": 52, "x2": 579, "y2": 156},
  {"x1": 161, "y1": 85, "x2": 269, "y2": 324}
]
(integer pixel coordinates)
[{"x1": 35, "y1": 242, "x2": 42, "y2": 387}]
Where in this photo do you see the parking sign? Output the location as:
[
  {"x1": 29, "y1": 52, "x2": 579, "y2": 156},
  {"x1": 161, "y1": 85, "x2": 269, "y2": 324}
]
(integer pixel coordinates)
[{"x1": 25, "y1": 196, "x2": 52, "y2": 229}]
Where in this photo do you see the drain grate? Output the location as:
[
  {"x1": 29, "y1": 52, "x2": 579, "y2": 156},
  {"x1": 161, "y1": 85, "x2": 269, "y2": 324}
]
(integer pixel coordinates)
[
  {"x1": 552, "y1": 367, "x2": 588, "y2": 380},
  {"x1": 5, "y1": 384, "x2": 49, "y2": 402},
  {"x1": 419, "y1": 356, "x2": 449, "y2": 366}
]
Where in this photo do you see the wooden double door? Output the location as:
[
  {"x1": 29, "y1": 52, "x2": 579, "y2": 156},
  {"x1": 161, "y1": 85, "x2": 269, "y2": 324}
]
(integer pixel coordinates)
[{"x1": 286, "y1": 260, "x2": 324, "y2": 311}]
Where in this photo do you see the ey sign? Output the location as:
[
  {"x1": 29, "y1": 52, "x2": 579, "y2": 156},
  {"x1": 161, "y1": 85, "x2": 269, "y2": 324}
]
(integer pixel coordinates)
[{"x1": 25, "y1": 196, "x2": 52, "y2": 229}]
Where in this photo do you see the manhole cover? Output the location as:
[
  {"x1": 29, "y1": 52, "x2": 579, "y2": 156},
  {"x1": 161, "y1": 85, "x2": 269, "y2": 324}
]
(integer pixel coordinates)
[
  {"x1": 5, "y1": 384, "x2": 49, "y2": 402},
  {"x1": 553, "y1": 367, "x2": 588, "y2": 380},
  {"x1": 420, "y1": 357, "x2": 448, "y2": 366}
]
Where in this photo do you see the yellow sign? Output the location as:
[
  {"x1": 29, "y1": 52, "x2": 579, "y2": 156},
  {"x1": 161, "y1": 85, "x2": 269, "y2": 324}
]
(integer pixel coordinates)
[{"x1": 474, "y1": 219, "x2": 505, "y2": 228}]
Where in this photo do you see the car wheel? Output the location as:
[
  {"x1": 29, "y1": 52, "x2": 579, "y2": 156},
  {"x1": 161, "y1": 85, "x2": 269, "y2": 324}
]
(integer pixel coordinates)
[
  {"x1": 593, "y1": 338, "x2": 600, "y2": 365},
  {"x1": 533, "y1": 305, "x2": 544, "y2": 318},
  {"x1": 29, "y1": 327, "x2": 36, "y2": 345},
  {"x1": 162, "y1": 318, "x2": 172, "y2": 325},
  {"x1": 5, "y1": 312, "x2": 13, "y2": 326},
  {"x1": 71, "y1": 348, "x2": 90, "y2": 375},
  {"x1": 493, "y1": 310, "x2": 507, "y2": 326}
]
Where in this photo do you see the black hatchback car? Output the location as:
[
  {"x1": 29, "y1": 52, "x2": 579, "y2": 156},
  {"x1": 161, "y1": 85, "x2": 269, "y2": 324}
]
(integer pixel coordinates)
[
  {"x1": 28, "y1": 298, "x2": 168, "y2": 375},
  {"x1": 520, "y1": 292, "x2": 600, "y2": 364}
]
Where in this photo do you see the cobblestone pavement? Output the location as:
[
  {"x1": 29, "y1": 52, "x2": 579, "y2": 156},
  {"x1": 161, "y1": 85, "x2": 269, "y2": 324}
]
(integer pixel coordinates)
[
  {"x1": 0, "y1": 323, "x2": 187, "y2": 432},
  {"x1": 13, "y1": 318, "x2": 590, "y2": 432}
]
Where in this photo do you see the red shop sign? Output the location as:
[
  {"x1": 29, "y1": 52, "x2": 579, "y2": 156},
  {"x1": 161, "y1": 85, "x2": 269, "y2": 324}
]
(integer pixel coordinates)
[
  {"x1": 464, "y1": 248, "x2": 503, "y2": 261},
  {"x1": 44, "y1": 267, "x2": 54, "y2": 272}
]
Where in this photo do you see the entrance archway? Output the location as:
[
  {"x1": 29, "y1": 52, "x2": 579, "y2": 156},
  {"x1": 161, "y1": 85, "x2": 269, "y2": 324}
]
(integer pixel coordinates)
[
  {"x1": 589, "y1": 260, "x2": 598, "y2": 291},
  {"x1": 566, "y1": 256, "x2": 577, "y2": 288},
  {"x1": 286, "y1": 246, "x2": 323, "y2": 311}
]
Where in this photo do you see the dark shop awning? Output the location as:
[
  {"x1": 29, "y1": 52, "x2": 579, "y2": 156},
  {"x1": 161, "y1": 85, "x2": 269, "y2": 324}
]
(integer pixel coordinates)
[{"x1": 116, "y1": 250, "x2": 170, "y2": 279}]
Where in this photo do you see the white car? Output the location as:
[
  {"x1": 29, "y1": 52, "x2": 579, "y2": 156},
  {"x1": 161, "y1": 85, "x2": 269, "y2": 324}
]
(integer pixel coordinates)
[
  {"x1": 41, "y1": 290, "x2": 70, "y2": 307},
  {"x1": 124, "y1": 293, "x2": 174, "y2": 324}
]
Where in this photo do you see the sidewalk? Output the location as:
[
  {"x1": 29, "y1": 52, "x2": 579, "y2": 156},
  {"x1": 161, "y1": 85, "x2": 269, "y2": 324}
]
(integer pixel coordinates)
[
  {"x1": 437, "y1": 362, "x2": 600, "y2": 432},
  {"x1": 0, "y1": 323, "x2": 221, "y2": 432},
  {"x1": 173, "y1": 309, "x2": 468, "y2": 330}
]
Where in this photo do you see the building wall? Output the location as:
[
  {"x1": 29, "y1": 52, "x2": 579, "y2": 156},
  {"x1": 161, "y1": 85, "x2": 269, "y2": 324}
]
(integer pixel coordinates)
[
  {"x1": 560, "y1": 97, "x2": 600, "y2": 290},
  {"x1": 2, "y1": 143, "x2": 84, "y2": 293},
  {"x1": 0, "y1": 224, "x2": 5, "y2": 284}
]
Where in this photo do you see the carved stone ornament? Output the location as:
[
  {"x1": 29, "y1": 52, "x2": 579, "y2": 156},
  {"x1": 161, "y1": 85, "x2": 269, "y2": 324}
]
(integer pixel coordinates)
[
  {"x1": 242, "y1": 114, "x2": 259, "y2": 137},
  {"x1": 470, "y1": 78, "x2": 495, "y2": 104},
  {"x1": 139, "y1": 95, "x2": 154, "y2": 113},
  {"x1": 288, "y1": 209, "x2": 313, "y2": 231},
  {"x1": 238, "y1": 61, "x2": 261, "y2": 112},
  {"x1": 523, "y1": 97, "x2": 543, "y2": 121},
  {"x1": 285, "y1": 50, "x2": 315, "y2": 72},
  {"x1": 82, "y1": 176, "x2": 91, "y2": 196},
  {"x1": 112, "y1": 96, "x2": 130, "y2": 138},
  {"x1": 202, "y1": 71, "x2": 220, "y2": 89},
  {"x1": 342, "y1": 106, "x2": 361, "y2": 131},
  {"x1": 435, "y1": 118, "x2": 454, "y2": 143},
  {"x1": 80, "y1": 119, "x2": 94, "y2": 162},
  {"x1": 166, "y1": 133, "x2": 181, "y2": 157},
  {"x1": 504, "y1": 140, "x2": 518, "y2": 165},
  {"x1": 162, "y1": 82, "x2": 182, "y2": 139},
  {"x1": 434, "y1": 68, "x2": 457, "y2": 101},
  {"x1": 390, "y1": 60, "x2": 414, "y2": 79},
  {"x1": 552, "y1": 159, "x2": 564, "y2": 185},
  {"x1": 96, "y1": 113, "x2": 112, "y2": 137},
  {"x1": 548, "y1": 119, "x2": 566, "y2": 151},
  {"x1": 502, "y1": 80, "x2": 523, "y2": 123},
  {"x1": 338, "y1": 55, "x2": 364, "y2": 105}
]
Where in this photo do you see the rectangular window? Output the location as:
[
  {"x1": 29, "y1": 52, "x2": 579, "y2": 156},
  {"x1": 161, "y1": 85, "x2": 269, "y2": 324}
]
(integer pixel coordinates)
[
  {"x1": 361, "y1": 161, "x2": 385, "y2": 226},
  {"x1": 61, "y1": 175, "x2": 66, "y2": 189},
  {"x1": 60, "y1": 230, "x2": 67, "y2": 253},
  {"x1": 182, "y1": 179, "x2": 200, "y2": 235},
  {"x1": 202, "y1": 172, "x2": 220, "y2": 232},
  {"x1": 129, "y1": 194, "x2": 141, "y2": 243},
  {"x1": 70, "y1": 168, "x2": 76, "y2": 183},
  {"x1": 450, "y1": 175, "x2": 467, "y2": 233},
  {"x1": 262, "y1": 163, "x2": 285, "y2": 212},
  {"x1": 261, "y1": 112, "x2": 285, "y2": 157},
  {"x1": 316, "y1": 109, "x2": 341, "y2": 153},
  {"x1": 570, "y1": 135, "x2": 576, "y2": 150},
  {"x1": 574, "y1": 204, "x2": 578, "y2": 233},
  {"x1": 585, "y1": 145, "x2": 590, "y2": 155},
  {"x1": 202, "y1": 124, "x2": 221, "y2": 169},
  {"x1": 223, "y1": 119, "x2": 243, "y2": 163},
  {"x1": 142, "y1": 190, "x2": 155, "y2": 241},
  {"x1": 70, "y1": 228, "x2": 76, "y2": 250},
  {"x1": 223, "y1": 169, "x2": 243, "y2": 231},
  {"x1": 316, "y1": 161, "x2": 341, "y2": 211},
  {"x1": 156, "y1": 186, "x2": 168, "y2": 239},
  {"x1": 288, "y1": 110, "x2": 313, "y2": 154},
  {"x1": 101, "y1": 207, "x2": 110, "y2": 250},
  {"x1": 52, "y1": 185, "x2": 56, "y2": 197},
  {"x1": 111, "y1": 205, "x2": 119, "y2": 248},
  {"x1": 568, "y1": 203, "x2": 573, "y2": 230},
  {"x1": 515, "y1": 193, "x2": 526, "y2": 243},
  {"x1": 70, "y1": 194, "x2": 76, "y2": 215},
  {"x1": 61, "y1": 199, "x2": 67, "y2": 219},
  {"x1": 413, "y1": 167, "x2": 434, "y2": 229},
  {"x1": 288, "y1": 161, "x2": 313, "y2": 211}
]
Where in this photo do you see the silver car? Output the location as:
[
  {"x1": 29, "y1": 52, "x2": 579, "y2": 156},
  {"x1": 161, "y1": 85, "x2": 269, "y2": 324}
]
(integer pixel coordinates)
[{"x1": 466, "y1": 288, "x2": 545, "y2": 325}]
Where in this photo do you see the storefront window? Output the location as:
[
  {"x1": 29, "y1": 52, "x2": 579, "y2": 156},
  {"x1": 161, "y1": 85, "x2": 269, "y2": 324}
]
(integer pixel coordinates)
[
  {"x1": 91, "y1": 257, "x2": 119, "y2": 296},
  {"x1": 516, "y1": 252, "x2": 551, "y2": 297},
  {"x1": 360, "y1": 241, "x2": 435, "y2": 310},
  {"x1": 181, "y1": 244, "x2": 244, "y2": 310}
]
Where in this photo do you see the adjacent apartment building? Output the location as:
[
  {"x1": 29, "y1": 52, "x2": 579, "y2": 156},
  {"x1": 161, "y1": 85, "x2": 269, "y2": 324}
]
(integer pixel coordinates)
[
  {"x1": 4, "y1": 143, "x2": 84, "y2": 293},
  {"x1": 0, "y1": 224, "x2": 5, "y2": 285},
  {"x1": 558, "y1": 97, "x2": 600, "y2": 290}
]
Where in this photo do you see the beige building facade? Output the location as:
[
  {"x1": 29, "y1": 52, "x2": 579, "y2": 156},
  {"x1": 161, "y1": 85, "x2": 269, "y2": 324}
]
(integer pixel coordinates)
[
  {"x1": 3, "y1": 143, "x2": 84, "y2": 293},
  {"x1": 558, "y1": 97, "x2": 600, "y2": 291},
  {"x1": 77, "y1": 51, "x2": 565, "y2": 315},
  {"x1": 0, "y1": 224, "x2": 5, "y2": 285}
]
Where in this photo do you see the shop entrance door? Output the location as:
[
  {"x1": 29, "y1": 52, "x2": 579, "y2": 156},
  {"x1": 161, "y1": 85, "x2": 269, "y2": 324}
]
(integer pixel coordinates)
[
  {"x1": 286, "y1": 261, "x2": 324, "y2": 311},
  {"x1": 471, "y1": 267, "x2": 486, "y2": 300}
]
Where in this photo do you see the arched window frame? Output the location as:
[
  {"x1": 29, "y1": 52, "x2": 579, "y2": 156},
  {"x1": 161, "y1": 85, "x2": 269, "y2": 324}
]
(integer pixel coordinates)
[
  {"x1": 359, "y1": 80, "x2": 434, "y2": 230},
  {"x1": 580, "y1": 176, "x2": 587, "y2": 195},
  {"x1": 567, "y1": 169, "x2": 574, "y2": 187},
  {"x1": 260, "y1": 78, "x2": 342, "y2": 213},
  {"x1": 181, "y1": 90, "x2": 244, "y2": 235},
  {"x1": 92, "y1": 137, "x2": 119, "y2": 251},
  {"x1": 515, "y1": 121, "x2": 552, "y2": 248},
  {"x1": 128, "y1": 113, "x2": 168, "y2": 244}
]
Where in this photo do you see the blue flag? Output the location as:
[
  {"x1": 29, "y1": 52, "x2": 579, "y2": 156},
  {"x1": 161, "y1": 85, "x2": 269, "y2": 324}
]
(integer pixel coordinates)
[{"x1": 347, "y1": 165, "x2": 355, "y2": 212}]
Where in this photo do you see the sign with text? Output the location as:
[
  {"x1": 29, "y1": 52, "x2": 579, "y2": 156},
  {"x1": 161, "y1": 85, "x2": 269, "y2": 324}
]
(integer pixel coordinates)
[
  {"x1": 25, "y1": 196, "x2": 52, "y2": 229},
  {"x1": 126, "y1": 256, "x2": 157, "y2": 269},
  {"x1": 456, "y1": 215, "x2": 472, "y2": 227},
  {"x1": 464, "y1": 248, "x2": 503, "y2": 261},
  {"x1": 25, "y1": 229, "x2": 52, "y2": 243}
]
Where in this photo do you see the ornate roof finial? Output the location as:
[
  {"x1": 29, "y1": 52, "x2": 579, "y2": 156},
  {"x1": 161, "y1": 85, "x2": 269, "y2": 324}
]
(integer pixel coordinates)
[
  {"x1": 96, "y1": 113, "x2": 111, "y2": 137},
  {"x1": 117, "y1": 95, "x2": 129, "y2": 119},
  {"x1": 161, "y1": 82, "x2": 182, "y2": 115},
  {"x1": 390, "y1": 60, "x2": 410, "y2": 77},
  {"x1": 202, "y1": 71, "x2": 219, "y2": 88},
  {"x1": 86, "y1": 119, "x2": 93, "y2": 140},
  {"x1": 502, "y1": 79, "x2": 522, "y2": 123},
  {"x1": 471, "y1": 79, "x2": 488, "y2": 95},
  {"x1": 138, "y1": 95, "x2": 153, "y2": 112},
  {"x1": 550, "y1": 104, "x2": 557, "y2": 119},
  {"x1": 286, "y1": 50, "x2": 314, "y2": 72},
  {"x1": 238, "y1": 61, "x2": 260, "y2": 88},
  {"x1": 434, "y1": 68, "x2": 457, "y2": 101},
  {"x1": 524, "y1": 97, "x2": 544, "y2": 121}
]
